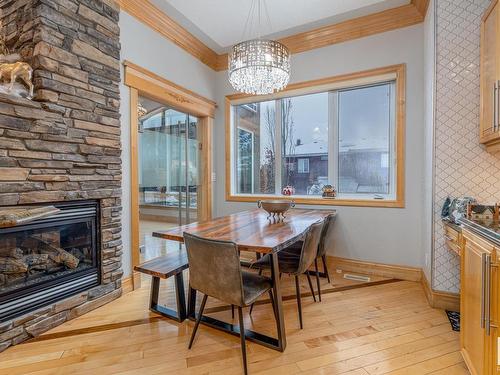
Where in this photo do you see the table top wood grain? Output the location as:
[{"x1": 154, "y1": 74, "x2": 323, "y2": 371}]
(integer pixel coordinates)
[{"x1": 152, "y1": 209, "x2": 336, "y2": 254}]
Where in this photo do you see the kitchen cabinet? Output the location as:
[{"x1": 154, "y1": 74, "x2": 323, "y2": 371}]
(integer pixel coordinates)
[
  {"x1": 461, "y1": 229, "x2": 499, "y2": 375},
  {"x1": 444, "y1": 222, "x2": 462, "y2": 256},
  {"x1": 480, "y1": 0, "x2": 500, "y2": 153}
]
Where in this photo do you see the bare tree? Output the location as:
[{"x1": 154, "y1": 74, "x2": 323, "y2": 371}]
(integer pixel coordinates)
[
  {"x1": 281, "y1": 99, "x2": 296, "y2": 187},
  {"x1": 260, "y1": 100, "x2": 296, "y2": 192}
]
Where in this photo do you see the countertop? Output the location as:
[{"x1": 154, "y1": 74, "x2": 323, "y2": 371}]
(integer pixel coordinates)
[{"x1": 458, "y1": 217, "x2": 500, "y2": 246}]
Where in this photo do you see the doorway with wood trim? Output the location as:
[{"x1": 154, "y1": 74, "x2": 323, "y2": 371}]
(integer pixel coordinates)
[{"x1": 124, "y1": 61, "x2": 215, "y2": 289}]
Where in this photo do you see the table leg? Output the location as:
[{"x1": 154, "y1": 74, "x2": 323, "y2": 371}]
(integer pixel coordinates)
[{"x1": 269, "y1": 252, "x2": 287, "y2": 351}]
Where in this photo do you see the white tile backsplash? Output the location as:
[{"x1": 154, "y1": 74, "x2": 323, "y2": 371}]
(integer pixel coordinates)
[{"x1": 433, "y1": 0, "x2": 500, "y2": 293}]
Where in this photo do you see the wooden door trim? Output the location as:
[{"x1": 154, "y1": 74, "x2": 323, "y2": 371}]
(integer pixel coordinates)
[
  {"x1": 117, "y1": 0, "x2": 429, "y2": 72},
  {"x1": 125, "y1": 62, "x2": 214, "y2": 289},
  {"x1": 129, "y1": 87, "x2": 141, "y2": 290},
  {"x1": 124, "y1": 61, "x2": 216, "y2": 118}
]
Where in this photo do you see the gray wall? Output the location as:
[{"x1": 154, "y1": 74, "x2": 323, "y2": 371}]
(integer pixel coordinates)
[
  {"x1": 119, "y1": 11, "x2": 217, "y2": 276},
  {"x1": 214, "y1": 25, "x2": 426, "y2": 268},
  {"x1": 422, "y1": 0, "x2": 435, "y2": 282}
]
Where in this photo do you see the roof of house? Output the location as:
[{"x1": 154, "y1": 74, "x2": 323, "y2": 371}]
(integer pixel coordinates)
[{"x1": 288, "y1": 137, "x2": 389, "y2": 157}]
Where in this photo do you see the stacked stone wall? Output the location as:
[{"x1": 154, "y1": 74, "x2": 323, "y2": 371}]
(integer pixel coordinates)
[{"x1": 0, "y1": 0, "x2": 122, "y2": 351}]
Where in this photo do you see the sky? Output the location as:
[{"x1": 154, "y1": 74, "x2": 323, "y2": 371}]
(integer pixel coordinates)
[{"x1": 257, "y1": 82, "x2": 392, "y2": 153}]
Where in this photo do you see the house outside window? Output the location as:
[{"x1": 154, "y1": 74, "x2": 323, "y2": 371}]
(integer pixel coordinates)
[
  {"x1": 297, "y1": 158, "x2": 309, "y2": 173},
  {"x1": 226, "y1": 65, "x2": 405, "y2": 207}
]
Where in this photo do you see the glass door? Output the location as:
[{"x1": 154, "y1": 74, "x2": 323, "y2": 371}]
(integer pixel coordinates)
[{"x1": 137, "y1": 96, "x2": 200, "y2": 261}]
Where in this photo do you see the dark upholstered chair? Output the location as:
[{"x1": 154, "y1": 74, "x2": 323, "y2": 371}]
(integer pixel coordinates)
[
  {"x1": 280, "y1": 213, "x2": 336, "y2": 301},
  {"x1": 184, "y1": 232, "x2": 276, "y2": 375},
  {"x1": 250, "y1": 220, "x2": 324, "y2": 329}
]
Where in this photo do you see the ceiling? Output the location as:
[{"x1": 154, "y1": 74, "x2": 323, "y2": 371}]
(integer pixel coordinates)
[{"x1": 151, "y1": 0, "x2": 411, "y2": 53}]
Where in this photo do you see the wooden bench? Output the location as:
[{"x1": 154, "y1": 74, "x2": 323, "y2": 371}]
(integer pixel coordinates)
[{"x1": 134, "y1": 249, "x2": 189, "y2": 322}]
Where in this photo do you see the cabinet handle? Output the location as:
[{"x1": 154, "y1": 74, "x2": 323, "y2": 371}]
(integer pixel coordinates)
[
  {"x1": 481, "y1": 253, "x2": 486, "y2": 329},
  {"x1": 444, "y1": 235, "x2": 454, "y2": 242},
  {"x1": 485, "y1": 254, "x2": 492, "y2": 336}
]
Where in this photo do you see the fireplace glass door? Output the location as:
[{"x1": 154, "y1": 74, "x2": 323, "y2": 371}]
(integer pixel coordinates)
[
  {"x1": 0, "y1": 201, "x2": 100, "y2": 322},
  {"x1": 0, "y1": 221, "x2": 96, "y2": 295}
]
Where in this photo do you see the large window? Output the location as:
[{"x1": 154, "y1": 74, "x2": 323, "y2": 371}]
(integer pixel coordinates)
[{"x1": 227, "y1": 66, "x2": 405, "y2": 207}]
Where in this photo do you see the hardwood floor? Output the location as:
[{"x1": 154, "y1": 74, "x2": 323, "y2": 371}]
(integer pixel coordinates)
[
  {"x1": 0, "y1": 278, "x2": 467, "y2": 375},
  {"x1": 139, "y1": 220, "x2": 178, "y2": 262}
]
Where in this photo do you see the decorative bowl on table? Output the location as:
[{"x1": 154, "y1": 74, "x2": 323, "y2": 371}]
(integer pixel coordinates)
[{"x1": 257, "y1": 200, "x2": 295, "y2": 221}]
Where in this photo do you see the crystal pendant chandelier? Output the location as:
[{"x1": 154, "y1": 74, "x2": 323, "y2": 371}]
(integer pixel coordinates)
[{"x1": 228, "y1": 0, "x2": 290, "y2": 95}]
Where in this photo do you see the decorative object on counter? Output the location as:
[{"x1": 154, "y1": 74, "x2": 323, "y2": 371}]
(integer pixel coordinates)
[
  {"x1": 467, "y1": 203, "x2": 499, "y2": 221},
  {"x1": 0, "y1": 206, "x2": 60, "y2": 228},
  {"x1": 443, "y1": 196, "x2": 476, "y2": 224},
  {"x1": 281, "y1": 185, "x2": 295, "y2": 196},
  {"x1": 257, "y1": 199, "x2": 295, "y2": 221},
  {"x1": 321, "y1": 184, "x2": 337, "y2": 199},
  {"x1": 441, "y1": 196, "x2": 451, "y2": 218}
]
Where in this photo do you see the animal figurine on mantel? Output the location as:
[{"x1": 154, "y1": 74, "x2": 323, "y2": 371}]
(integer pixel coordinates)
[
  {"x1": 0, "y1": 61, "x2": 34, "y2": 98},
  {"x1": 0, "y1": 21, "x2": 33, "y2": 99}
]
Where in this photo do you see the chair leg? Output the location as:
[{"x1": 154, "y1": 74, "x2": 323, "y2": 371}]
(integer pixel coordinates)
[
  {"x1": 306, "y1": 272, "x2": 316, "y2": 302},
  {"x1": 188, "y1": 294, "x2": 208, "y2": 349},
  {"x1": 322, "y1": 255, "x2": 331, "y2": 284},
  {"x1": 231, "y1": 304, "x2": 235, "y2": 319},
  {"x1": 238, "y1": 306, "x2": 248, "y2": 375},
  {"x1": 249, "y1": 268, "x2": 264, "y2": 315},
  {"x1": 314, "y1": 258, "x2": 322, "y2": 302},
  {"x1": 294, "y1": 275, "x2": 303, "y2": 329}
]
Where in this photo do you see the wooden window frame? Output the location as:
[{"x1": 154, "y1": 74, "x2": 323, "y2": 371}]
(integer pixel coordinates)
[
  {"x1": 225, "y1": 64, "x2": 406, "y2": 208},
  {"x1": 124, "y1": 61, "x2": 215, "y2": 289}
]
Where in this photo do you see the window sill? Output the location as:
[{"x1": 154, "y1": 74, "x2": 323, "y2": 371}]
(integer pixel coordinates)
[{"x1": 226, "y1": 194, "x2": 405, "y2": 208}]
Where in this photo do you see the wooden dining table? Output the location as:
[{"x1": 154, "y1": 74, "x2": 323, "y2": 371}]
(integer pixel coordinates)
[{"x1": 153, "y1": 208, "x2": 336, "y2": 352}]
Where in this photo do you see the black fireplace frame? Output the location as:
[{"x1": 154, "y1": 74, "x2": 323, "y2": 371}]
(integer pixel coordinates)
[{"x1": 0, "y1": 200, "x2": 101, "y2": 322}]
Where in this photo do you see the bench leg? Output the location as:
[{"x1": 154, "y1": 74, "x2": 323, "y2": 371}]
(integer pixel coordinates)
[
  {"x1": 174, "y1": 272, "x2": 187, "y2": 321},
  {"x1": 149, "y1": 274, "x2": 187, "y2": 322},
  {"x1": 150, "y1": 276, "x2": 160, "y2": 309}
]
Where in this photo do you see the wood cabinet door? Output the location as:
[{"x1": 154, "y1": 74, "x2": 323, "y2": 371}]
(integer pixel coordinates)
[
  {"x1": 490, "y1": 248, "x2": 499, "y2": 375},
  {"x1": 481, "y1": 1, "x2": 499, "y2": 143},
  {"x1": 461, "y1": 237, "x2": 491, "y2": 375},
  {"x1": 490, "y1": 327, "x2": 499, "y2": 374}
]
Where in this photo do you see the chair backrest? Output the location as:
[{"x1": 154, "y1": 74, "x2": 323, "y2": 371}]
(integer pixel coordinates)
[
  {"x1": 317, "y1": 214, "x2": 337, "y2": 257},
  {"x1": 296, "y1": 220, "x2": 324, "y2": 274},
  {"x1": 183, "y1": 232, "x2": 244, "y2": 307}
]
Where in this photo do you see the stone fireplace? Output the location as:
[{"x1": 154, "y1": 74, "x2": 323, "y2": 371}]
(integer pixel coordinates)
[{"x1": 0, "y1": 0, "x2": 122, "y2": 351}]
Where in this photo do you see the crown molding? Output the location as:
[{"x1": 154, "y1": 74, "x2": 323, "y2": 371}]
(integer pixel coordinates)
[
  {"x1": 412, "y1": 0, "x2": 430, "y2": 18},
  {"x1": 116, "y1": 0, "x2": 220, "y2": 70},
  {"x1": 117, "y1": 0, "x2": 429, "y2": 72}
]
